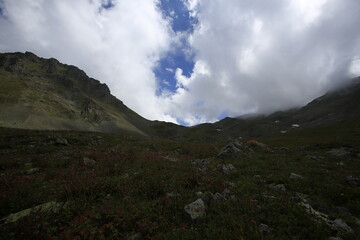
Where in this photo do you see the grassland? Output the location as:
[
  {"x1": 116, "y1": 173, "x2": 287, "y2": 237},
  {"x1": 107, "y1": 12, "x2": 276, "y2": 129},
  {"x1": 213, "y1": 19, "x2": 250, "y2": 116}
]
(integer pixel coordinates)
[{"x1": 0, "y1": 120, "x2": 359, "y2": 239}]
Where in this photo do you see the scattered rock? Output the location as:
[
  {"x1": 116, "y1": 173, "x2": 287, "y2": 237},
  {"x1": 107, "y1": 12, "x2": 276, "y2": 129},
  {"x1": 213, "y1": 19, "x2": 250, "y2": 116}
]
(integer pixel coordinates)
[
  {"x1": 345, "y1": 175, "x2": 360, "y2": 187},
  {"x1": 184, "y1": 199, "x2": 206, "y2": 220},
  {"x1": 328, "y1": 237, "x2": 343, "y2": 240},
  {"x1": 333, "y1": 218, "x2": 353, "y2": 233},
  {"x1": 306, "y1": 155, "x2": 322, "y2": 161},
  {"x1": 327, "y1": 148, "x2": 350, "y2": 157},
  {"x1": 1, "y1": 201, "x2": 64, "y2": 224},
  {"x1": 217, "y1": 164, "x2": 236, "y2": 174},
  {"x1": 55, "y1": 138, "x2": 69, "y2": 146},
  {"x1": 83, "y1": 157, "x2": 96, "y2": 166},
  {"x1": 268, "y1": 183, "x2": 286, "y2": 192},
  {"x1": 289, "y1": 173, "x2": 305, "y2": 180},
  {"x1": 229, "y1": 195, "x2": 237, "y2": 202},
  {"x1": 336, "y1": 161, "x2": 344, "y2": 166},
  {"x1": 213, "y1": 192, "x2": 226, "y2": 201},
  {"x1": 217, "y1": 139, "x2": 252, "y2": 158},
  {"x1": 259, "y1": 223, "x2": 273, "y2": 235},
  {"x1": 25, "y1": 167, "x2": 40, "y2": 175},
  {"x1": 24, "y1": 162, "x2": 34, "y2": 168},
  {"x1": 192, "y1": 159, "x2": 210, "y2": 166}
]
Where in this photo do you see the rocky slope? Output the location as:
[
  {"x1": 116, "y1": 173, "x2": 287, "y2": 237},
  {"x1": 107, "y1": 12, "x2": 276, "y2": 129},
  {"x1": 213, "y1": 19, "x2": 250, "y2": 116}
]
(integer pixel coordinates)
[{"x1": 0, "y1": 52, "x2": 183, "y2": 136}]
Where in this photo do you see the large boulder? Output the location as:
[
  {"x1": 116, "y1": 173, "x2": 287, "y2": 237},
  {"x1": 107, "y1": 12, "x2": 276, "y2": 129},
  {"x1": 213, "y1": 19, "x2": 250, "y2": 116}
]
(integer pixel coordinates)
[
  {"x1": 217, "y1": 139, "x2": 252, "y2": 158},
  {"x1": 184, "y1": 199, "x2": 206, "y2": 220}
]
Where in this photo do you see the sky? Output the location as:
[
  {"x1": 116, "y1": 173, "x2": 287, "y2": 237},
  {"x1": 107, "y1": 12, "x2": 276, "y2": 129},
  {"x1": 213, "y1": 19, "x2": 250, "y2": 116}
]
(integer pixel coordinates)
[{"x1": 0, "y1": 0, "x2": 360, "y2": 125}]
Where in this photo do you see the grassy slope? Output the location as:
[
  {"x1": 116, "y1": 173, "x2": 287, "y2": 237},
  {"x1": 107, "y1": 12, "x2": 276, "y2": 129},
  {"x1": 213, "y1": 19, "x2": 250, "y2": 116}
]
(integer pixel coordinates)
[{"x1": 0, "y1": 120, "x2": 359, "y2": 239}]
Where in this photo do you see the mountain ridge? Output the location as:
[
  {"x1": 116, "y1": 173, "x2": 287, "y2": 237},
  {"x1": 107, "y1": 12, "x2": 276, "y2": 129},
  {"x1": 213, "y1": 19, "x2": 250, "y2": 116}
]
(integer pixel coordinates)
[{"x1": 0, "y1": 51, "x2": 359, "y2": 141}]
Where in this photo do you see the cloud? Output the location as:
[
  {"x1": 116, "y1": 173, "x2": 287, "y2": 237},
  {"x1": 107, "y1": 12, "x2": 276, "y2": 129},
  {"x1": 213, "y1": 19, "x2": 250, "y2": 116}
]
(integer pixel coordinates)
[
  {"x1": 1, "y1": 0, "x2": 360, "y2": 126},
  {"x1": 167, "y1": 0, "x2": 360, "y2": 124},
  {"x1": 0, "y1": 0, "x2": 177, "y2": 122}
]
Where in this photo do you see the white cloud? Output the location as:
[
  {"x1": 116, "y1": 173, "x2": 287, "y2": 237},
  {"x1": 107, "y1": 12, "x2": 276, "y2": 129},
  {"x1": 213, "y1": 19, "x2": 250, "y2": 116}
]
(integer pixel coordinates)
[
  {"x1": 164, "y1": 0, "x2": 360, "y2": 124},
  {"x1": 0, "y1": 0, "x2": 177, "y2": 122},
  {"x1": 1, "y1": 0, "x2": 360, "y2": 126}
]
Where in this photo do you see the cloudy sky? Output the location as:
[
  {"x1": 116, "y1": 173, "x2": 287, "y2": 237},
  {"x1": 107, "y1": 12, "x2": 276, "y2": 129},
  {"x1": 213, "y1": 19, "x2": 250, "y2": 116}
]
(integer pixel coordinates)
[{"x1": 1, "y1": 0, "x2": 360, "y2": 125}]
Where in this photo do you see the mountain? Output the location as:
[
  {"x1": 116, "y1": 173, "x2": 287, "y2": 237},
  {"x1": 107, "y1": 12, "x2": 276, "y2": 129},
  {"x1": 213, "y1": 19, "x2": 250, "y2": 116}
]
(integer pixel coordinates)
[
  {"x1": 191, "y1": 76, "x2": 360, "y2": 140},
  {"x1": 0, "y1": 51, "x2": 187, "y2": 137},
  {"x1": 0, "y1": 51, "x2": 359, "y2": 141}
]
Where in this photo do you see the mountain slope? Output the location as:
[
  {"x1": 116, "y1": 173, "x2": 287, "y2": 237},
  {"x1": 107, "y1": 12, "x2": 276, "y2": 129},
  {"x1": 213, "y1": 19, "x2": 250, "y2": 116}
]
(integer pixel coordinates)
[
  {"x1": 190, "y1": 77, "x2": 360, "y2": 140},
  {"x1": 0, "y1": 52, "x2": 164, "y2": 135}
]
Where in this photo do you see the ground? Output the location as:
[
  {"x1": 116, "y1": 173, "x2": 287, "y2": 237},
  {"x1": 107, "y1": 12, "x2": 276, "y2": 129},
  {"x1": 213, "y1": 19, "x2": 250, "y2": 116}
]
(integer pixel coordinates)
[{"x1": 0, "y1": 121, "x2": 360, "y2": 239}]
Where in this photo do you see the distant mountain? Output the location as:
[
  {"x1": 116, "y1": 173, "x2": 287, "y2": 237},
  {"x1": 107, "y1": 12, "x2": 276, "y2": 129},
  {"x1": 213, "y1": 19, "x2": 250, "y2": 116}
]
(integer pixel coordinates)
[
  {"x1": 1, "y1": 51, "x2": 359, "y2": 141},
  {"x1": 0, "y1": 51, "x2": 184, "y2": 136},
  {"x1": 193, "y1": 76, "x2": 360, "y2": 139}
]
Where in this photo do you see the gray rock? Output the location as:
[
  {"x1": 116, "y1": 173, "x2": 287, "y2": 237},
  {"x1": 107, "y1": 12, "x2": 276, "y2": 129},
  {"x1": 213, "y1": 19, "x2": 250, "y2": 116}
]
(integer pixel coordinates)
[
  {"x1": 201, "y1": 191, "x2": 214, "y2": 205},
  {"x1": 217, "y1": 163, "x2": 236, "y2": 174},
  {"x1": 333, "y1": 218, "x2": 353, "y2": 233},
  {"x1": 269, "y1": 183, "x2": 286, "y2": 192},
  {"x1": 192, "y1": 159, "x2": 210, "y2": 166},
  {"x1": 217, "y1": 139, "x2": 252, "y2": 158},
  {"x1": 346, "y1": 175, "x2": 360, "y2": 187},
  {"x1": 213, "y1": 192, "x2": 226, "y2": 201},
  {"x1": 55, "y1": 138, "x2": 69, "y2": 146},
  {"x1": 327, "y1": 148, "x2": 350, "y2": 157},
  {"x1": 25, "y1": 167, "x2": 39, "y2": 175},
  {"x1": 328, "y1": 237, "x2": 343, "y2": 240},
  {"x1": 229, "y1": 195, "x2": 237, "y2": 202},
  {"x1": 24, "y1": 163, "x2": 34, "y2": 168},
  {"x1": 184, "y1": 199, "x2": 206, "y2": 220},
  {"x1": 259, "y1": 223, "x2": 272, "y2": 235},
  {"x1": 83, "y1": 157, "x2": 96, "y2": 166},
  {"x1": 1, "y1": 201, "x2": 64, "y2": 224},
  {"x1": 289, "y1": 173, "x2": 305, "y2": 180}
]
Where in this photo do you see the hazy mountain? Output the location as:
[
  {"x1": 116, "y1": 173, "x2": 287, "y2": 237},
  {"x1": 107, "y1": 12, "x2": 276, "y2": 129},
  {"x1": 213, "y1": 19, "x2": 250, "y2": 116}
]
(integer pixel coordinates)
[{"x1": 0, "y1": 51, "x2": 359, "y2": 141}]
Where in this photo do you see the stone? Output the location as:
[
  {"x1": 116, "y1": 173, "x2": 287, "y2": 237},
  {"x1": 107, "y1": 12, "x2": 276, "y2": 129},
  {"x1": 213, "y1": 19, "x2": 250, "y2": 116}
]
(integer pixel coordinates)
[
  {"x1": 269, "y1": 183, "x2": 286, "y2": 192},
  {"x1": 327, "y1": 148, "x2": 350, "y2": 157},
  {"x1": 83, "y1": 157, "x2": 96, "y2": 166},
  {"x1": 166, "y1": 192, "x2": 181, "y2": 198},
  {"x1": 259, "y1": 223, "x2": 272, "y2": 235},
  {"x1": 24, "y1": 162, "x2": 34, "y2": 168},
  {"x1": 1, "y1": 201, "x2": 64, "y2": 224},
  {"x1": 328, "y1": 237, "x2": 343, "y2": 240},
  {"x1": 55, "y1": 138, "x2": 69, "y2": 146},
  {"x1": 229, "y1": 195, "x2": 237, "y2": 202},
  {"x1": 192, "y1": 159, "x2": 210, "y2": 166},
  {"x1": 246, "y1": 140, "x2": 268, "y2": 148},
  {"x1": 184, "y1": 199, "x2": 206, "y2": 220},
  {"x1": 201, "y1": 191, "x2": 214, "y2": 205},
  {"x1": 217, "y1": 163, "x2": 236, "y2": 174},
  {"x1": 25, "y1": 167, "x2": 39, "y2": 175},
  {"x1": 213, "y1": 192, "x2": 226, "y2": 201},
  {"x1": 289, "y1": 173, "x2": 305, "y2": 180},
  {"x1": 217, "y1": 139, "x2": 252, "y2": 158},
  {"x1": 333, "y1": 218, "x2": 353, "y2": 233},
  {"x1": 346, "y1": 175, "x2": 360, "y2": 187}
]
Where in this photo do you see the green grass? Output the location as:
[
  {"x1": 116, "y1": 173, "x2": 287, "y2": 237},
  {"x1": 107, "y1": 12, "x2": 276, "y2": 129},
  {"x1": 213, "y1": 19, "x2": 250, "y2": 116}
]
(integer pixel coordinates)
[{"x1": 0, "y1": 123, "x2": 359, "y2": 239}]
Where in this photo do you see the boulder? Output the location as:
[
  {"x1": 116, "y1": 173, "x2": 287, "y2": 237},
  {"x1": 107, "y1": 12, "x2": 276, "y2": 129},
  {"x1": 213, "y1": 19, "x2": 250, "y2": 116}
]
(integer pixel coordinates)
[
  {"x1": 327, "y1": 148, "x2": 350, "y2": 157},
  {"x1": 55, "y1": 138, "x2": 70, "y2": 146},
  {"x1": 268, "y1": 183, "x2": 286, "y2": 192},
  {"x1": 259, "y1": 223, "x2": 272, "y2": 235},
  {"x1": 83, "y1": 157, "x2": 96, "y2": 166},
  {"x1": 333, "y1": 218, "x2": 353, "y2": 233},
  {"x1": 184, "y1": 199, "x2": 206, "y2": 220},
  {"x1": 25, "y1": 167, "x2": 40, "y2": 175},
  {"x1": 1, "y1": 201, "x2": 64, "y2": 224},
  {"x1": 217, "y1": 139, "x2": 252, "y2": 158},
  {"x1": 346, "y1": 175, "x2": 360, "y2": 187},
  {"x1": 289, "y1": 173, "x2": 305, "y2": 180},
  {"x1": 201, "y1": 191, "x2": 214, "y2": 205},
  {"x1": 217, "y1": 164, "x2": 236, "y2": 174}
]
